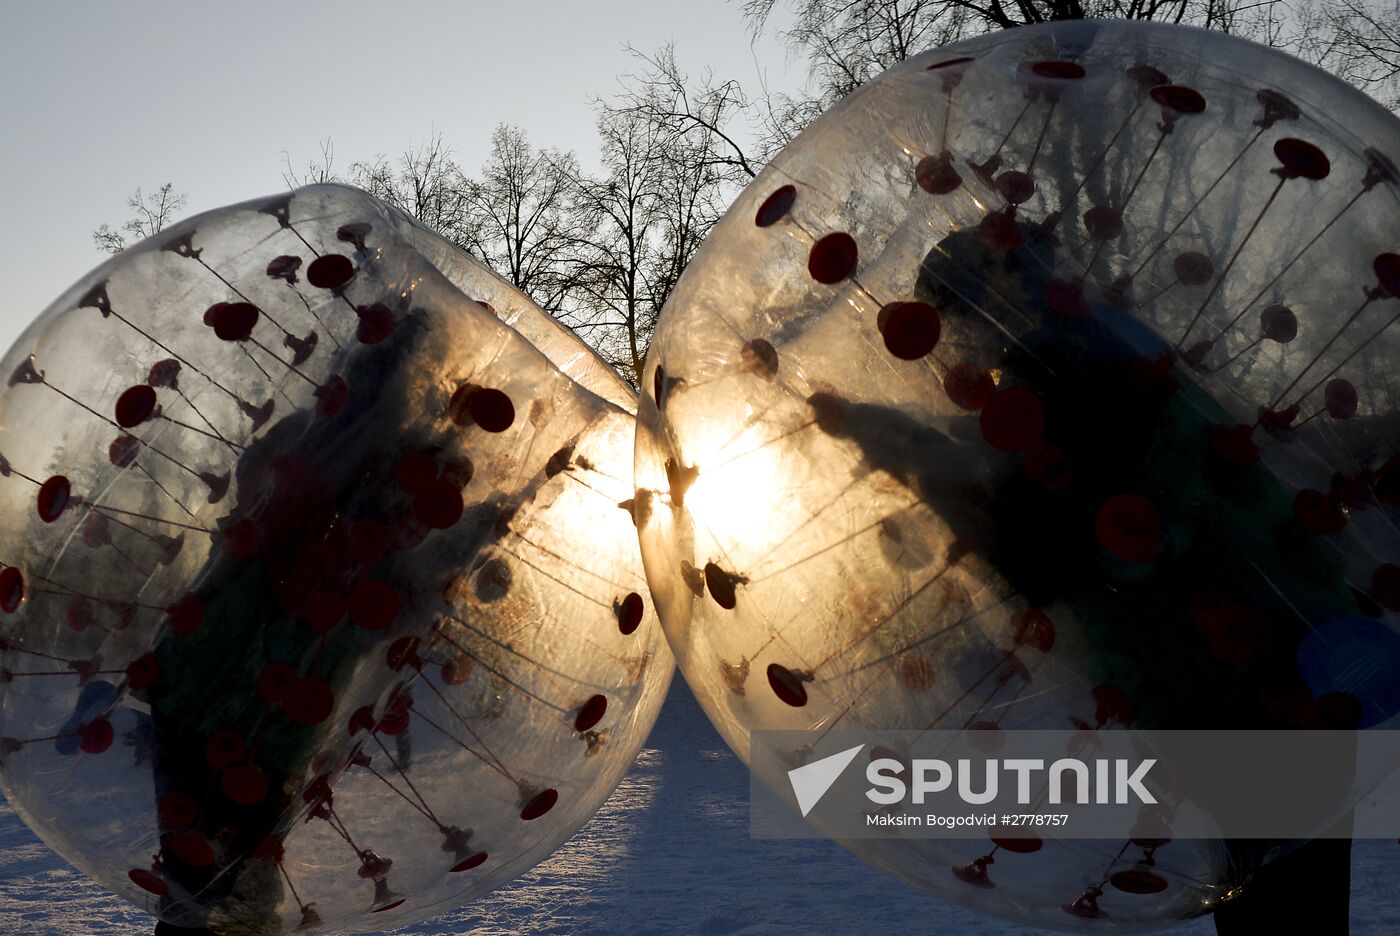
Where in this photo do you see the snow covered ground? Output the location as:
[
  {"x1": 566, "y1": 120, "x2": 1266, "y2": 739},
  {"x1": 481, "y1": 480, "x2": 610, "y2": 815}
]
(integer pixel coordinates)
[{"x1": 3, "y1": 680, "x2": 1398, "y2": 935}]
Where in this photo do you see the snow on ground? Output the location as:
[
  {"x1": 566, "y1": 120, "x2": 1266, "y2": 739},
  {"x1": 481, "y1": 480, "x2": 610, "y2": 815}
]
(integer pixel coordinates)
[{"x1": 3, "y1": 680, "x2": 1397, "y2": 934}]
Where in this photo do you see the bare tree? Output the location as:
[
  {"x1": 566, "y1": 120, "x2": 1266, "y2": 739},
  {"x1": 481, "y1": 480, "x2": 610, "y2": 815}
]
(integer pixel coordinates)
[
  {"x1": 94, "y1": 0, "x2": 1398, "y2": 381},
  {"x1": 347, "y1": 132, "x2": 474, "y2": 247},
  {"x1": 745, "y1": 0, "x2": 977, "y2": 105},
  {"x1": 276, "y1": 128, "x2": 587, "y2": 312},
  {"x1": 742, "y1": 0, "x2": 1400, "y2": 130},
  {"x1": 92, "y1": 183, "x2": 187, "y2": 253},
  {"x1": 615, "y1": 44, "x2": 761, "y2": 183},
  {"x1": 562, "y1": 101, "x2": 732, "y2": 386},
  {"x1": 461, "y1": 125, "x2": 588, "y2": 313},
  {"x1": 1297, "y1": 0, "x2": 1400, "y2": 109},
  {"x1": 281, "y1": 137, "x2": 340, "y2": 188},
  {"x1": 549, "y1": 44, "x2": 763, "y2": 381}
]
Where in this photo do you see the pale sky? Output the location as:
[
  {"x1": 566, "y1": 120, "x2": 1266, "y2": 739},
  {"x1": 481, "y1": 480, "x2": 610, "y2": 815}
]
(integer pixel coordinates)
[{"x1": 0, "y1": 0, "x2": 800, "y2": 351}]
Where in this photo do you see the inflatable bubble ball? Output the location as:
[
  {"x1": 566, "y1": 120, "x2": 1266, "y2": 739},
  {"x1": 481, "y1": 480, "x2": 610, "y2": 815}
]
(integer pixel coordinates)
[{"x1": 635, "y1": 19, "x2": 1400, "y2": 931}]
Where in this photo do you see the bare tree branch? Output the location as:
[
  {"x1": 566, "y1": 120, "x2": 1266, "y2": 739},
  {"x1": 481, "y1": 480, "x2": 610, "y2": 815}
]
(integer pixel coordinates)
[{"x1": 92, "y1": 183, "x2": 187, "y2": 254}]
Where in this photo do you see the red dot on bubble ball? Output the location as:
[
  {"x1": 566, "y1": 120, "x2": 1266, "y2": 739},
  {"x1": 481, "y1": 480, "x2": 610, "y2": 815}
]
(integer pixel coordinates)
[
  {"x1": 115, "y1": 385, "x2": 157, "y2": 428},
  {"x1": 808, "y1": 232, "x2": 859, "y2": 284},
  {"x1": 210, "y1": 302, "x2": 260, "y2": 342},
  {"x1": 283, "y1": 676, "x2": 334, "y2": 726},
  {"x1": 1083, "y1": 205, "x2": 1123, "y2": 241},
  {"x1": 415, "y1": 478, "x2": 464, "y2": 529},
  {"x1": 616, "y1": 592, "x2": 644, "y2": 635},
  {"x1": 742, "y1": 338, "x2": 779, "y2": 379},
  {"x1": 1260, "y1": 304, "x2": 1298, "y2": 342},
  {"x1": 1258, "y1": 88, "x2": 1301, "y2": 124},
  {"x1": 1173, "y1": 251, "x2": 1214, "y2": 285},
  {"x1": 253, "y1": 835, "x2": 285, "y2": 862},
  {"x1": 1111, "y1": 868, "x2": 1170, "y2": 894},
  {"x1": 1374, "y1": 253, "x2": 1400, "y2": 297},
  {"x1": 574, "y1": 694, "x2": 608, "y2": 732},
  {"x1": 754, "y1": 185, "x2": 796, "y2": 227},
  {"x1": 767, "y1": 662, "x2": 808, "y2": 707},
  {"x1": 303, "y1": 590, "x2": 348, "y2": 634},
  {"x1": 1210, "y1": 424, "x2": 1260, "y2": 465},
  {"x1": 355, "y1": 303, "x2": 394, "y2": 344},
  {"x1": 877, "y1": 301, "x2": 941, "y2": 360},
  {"x1": 78, "y1": 717, "x2": 114, "y2": 754},
  {"x1": 221, "y1": 764, "x2": 269, "y2": 806},
  {"x1": 1274, "y1": 138, "x2": 1330, "y2": 180},
  {"x1": 915, "y1": 153, "x2": 962, "y2": 195},
  {"x1": 1095, "y1": 494, "x2": 1162, "y2": 564},
  {"x1": 0, "y1": 567, "x2": 23, "y2": 613},
  {"x1": 128, "y1": 868, "x2": 169, "y2": 896},
  {"x1": 378, "y1": 699, "x2": 411, "y2": 736},
  {"x1": 82, "y1": 514, "x2": 110, "y2": 548},
  {"x1": 1311, "y1": 691, "x2": 1364, "y2": 729},
  {"x1": 126, "y1": 652, "x2": 159, "y2": 691},
  {"x1": 266, "y1": 255, "x2": 301, "y2": 282},
  {"x1": 1293, "y1": 489, "x2": 1346, "y2": 535},
  {"x1": 454, "y1": 387, "x2": 515, "y2": 432},
  {"x1": 996, "y1": 170, "x2": 1036, "y2": 205},
  {"x1": 944, "y1": 364, "x2": 995, "y2": 411},
  {"x1": 441, "y1": 654, "x2": 473, "y2": 685},
  {"x1": 451, "y1": 851, "x2": 489, "y2": 873},
  {"x1": 521, "y1": 788, "x2": 559, "y2": 820},
  {"x1": 167, "y1": 833, "x2": 216, "y2": 867},
  {"x1": 386, "y1": 635, "x2": 420, "y2": 671},
  {"x1": 108, "y1": 436, "x2": 140, "y2": 470},
  {"x1": 1189, "y1": 588, "x2": 1244, "y2": 635},
  {"x1": 157, "y1": 791, "x2": 199, "y2": 829},
  {"x1": 1093, "y1": 684, "x2": 1135, "y2": 727},
  {"x1": 1150, "y1": 84, "x2": 1206, "y2": 114},
  {"x1": 348, "y1": 705, "x2": 376, "y2": 735},
  {"x1": 704, "y1": 562, "x2": 741, "y2": 610},
  {"x1": 65, "y1": 598, "x2": 93, "y2": 632},
  {"x1": 166, "y1": 593, "x2": 205, "y2": 635},
  {"x1": 396, "y1": 451, "x2": 438, "y2": 495},
  {"x1": 204, "y1": 730, "x2": 246, "y2": 770},
  {"x1": 992, "y1": 834, "x2": 1043, "y2": 854},
  {"x1": 307, "y1": 254, "x2": 355, "y2": 289},
  {"x1": 979, "y1": 387, "x2": 1044, "y2": 452},
  {"x1": 1030, "y1": 60, "x2": 1085, "y2": 80},
  {"x1": 1325, "y1": 379, "x2": 1358, "y2": 419},
  {"x1": 349, "y1": 579, "x2": 399, "y2": 630},
  {"x1": 256, "y1": 660, "x2": 298, "y2": 705},
  {"x1": 37, "y1": 475, "x2": 70, "y2": 523}
]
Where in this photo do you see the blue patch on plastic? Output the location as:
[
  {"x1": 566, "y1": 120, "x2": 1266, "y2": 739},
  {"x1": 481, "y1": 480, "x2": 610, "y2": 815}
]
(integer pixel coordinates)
[
  {"x1": 54, "y1": 680, "x2": 119, "y2": 756},
  {"x1": 1297, "y1": 617, "x2": 1400, "y2": 728}
]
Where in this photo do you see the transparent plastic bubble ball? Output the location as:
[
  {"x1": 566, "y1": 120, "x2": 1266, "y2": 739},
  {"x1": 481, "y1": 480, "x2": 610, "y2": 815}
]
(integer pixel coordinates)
[
  {"x1": 0, "y1": 184, "x2": 671, "y2": 933},
  {"x1": 635, "y1": 20, "x2": 1400, "y2": 931}
]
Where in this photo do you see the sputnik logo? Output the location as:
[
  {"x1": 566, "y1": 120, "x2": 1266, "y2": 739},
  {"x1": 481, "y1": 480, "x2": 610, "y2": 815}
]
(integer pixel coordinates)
[{"x1": 787, "y1": 744, "x2": 865, "y2": 817}]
